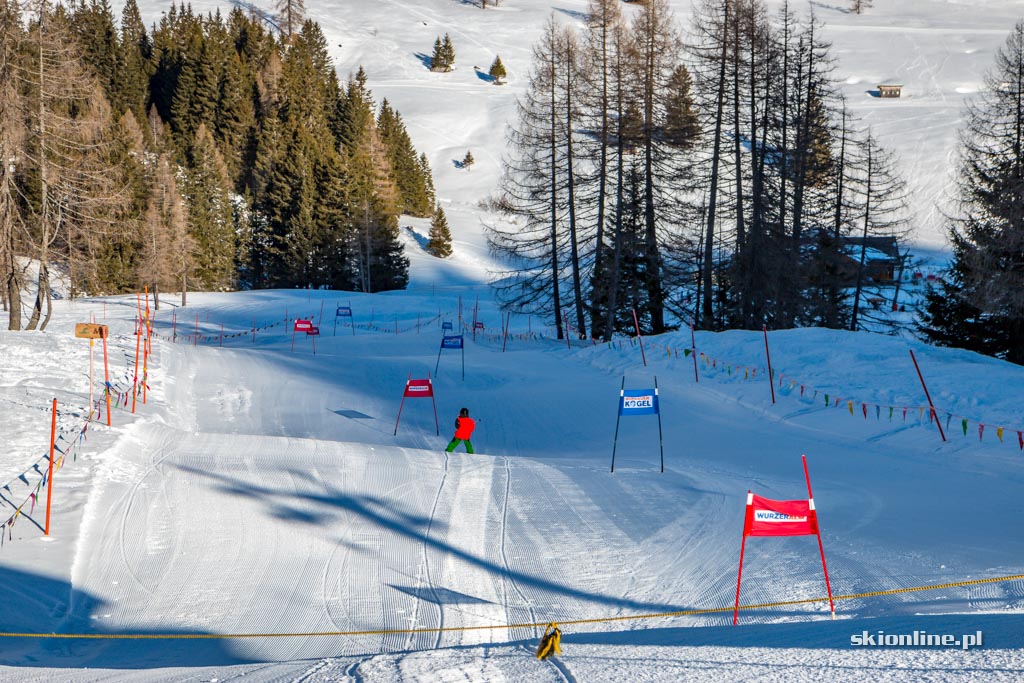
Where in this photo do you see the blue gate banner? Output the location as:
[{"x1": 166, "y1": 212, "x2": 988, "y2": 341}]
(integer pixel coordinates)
[
  {"x1": 441, "y1": 335, "x2": 464, "y2": 349},
  {"x1": 442, "y1": 321, "x2": 453, "y2": 331},
  {"x1": 619, "y1": 389, "x2": 658, "y2": 415},
  {"x1": 337, "y1": 306, "x2": 352, "y2": 317}
]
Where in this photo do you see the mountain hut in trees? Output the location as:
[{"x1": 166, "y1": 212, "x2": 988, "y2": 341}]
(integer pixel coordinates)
[{"x1": 841, "y1": 236, "x2": 902, "y2": 284}]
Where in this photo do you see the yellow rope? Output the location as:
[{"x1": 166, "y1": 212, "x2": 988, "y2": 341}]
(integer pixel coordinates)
[{"x1": 1, "y1": 573, "x2": 1020, "y2": 640}]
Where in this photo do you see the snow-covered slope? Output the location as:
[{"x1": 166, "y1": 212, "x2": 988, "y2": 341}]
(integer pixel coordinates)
[{"x1": 0, "y1": 284, "x2": 1022, "y2": 680}]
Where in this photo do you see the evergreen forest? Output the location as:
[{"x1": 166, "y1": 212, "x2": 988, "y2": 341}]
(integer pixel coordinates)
[{"x1": 0, "y1": 0, "x2": 434, "y2": 330}]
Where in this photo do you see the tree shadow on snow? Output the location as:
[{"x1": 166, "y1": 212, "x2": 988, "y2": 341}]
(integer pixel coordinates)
[
  {"x1": 177, "y1": 464, "x2": 686, "y2": 614},
  {"x1": 404, "y1": 225, "x2": 430, "y2": 251},
  {"x1": 0, "y1": 564, "x2": 255, "y2": 669},
  {"x1": 413, "y1": 52, "x2": 433, "y2": 70},
  {"x1": 474, "y1": 67, "x2": 496, "y2": 84}
]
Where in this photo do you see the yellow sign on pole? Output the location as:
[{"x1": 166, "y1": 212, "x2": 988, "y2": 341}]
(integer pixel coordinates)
[{"x1": 74, "y1": 323, "x2": 107, "y2": 339}]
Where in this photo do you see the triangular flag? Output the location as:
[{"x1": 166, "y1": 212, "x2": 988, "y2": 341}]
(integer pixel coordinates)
[
  {"x1": 978, "y1": 424, "x2": 985, "y2": 441},
  {"x1": 825, "y1": 393, "x2": 829, "y2": 407},
  {"x1": 875, "y1": 405, "x2": 881, "y2": 420},
  {"x1": 1018, "y1": 431, "x2": 1023, "y2": 450},
  {"x1": 902, "y1": 407, "x2": 908, "y2": 421},
  {"x1": 962, "y1": 418, "x2": 968, "y2": 436},
  {"x1": 800, "y1": 385, "x2": 805, "y2": 397},
  {"x1": 889, "y1": 406, "x2": 894, "y2": 421},
  {"x1": 848, "y1": 401, "x2": 854, "y2": 415},
  {"x1": 997, "y1": 427, "x2": 1004, "y2": 443},
  {"x1": 919, "y1": 406, "x2": 925, "y2": 421},
  {"x1": 861, "y1": 403, "x2": 867, "y2": 418}
]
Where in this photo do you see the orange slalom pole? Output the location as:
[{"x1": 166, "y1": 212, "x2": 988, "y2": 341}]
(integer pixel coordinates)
[{"x1": 45, "y1": 398, "x2": 56, "y2": 535}]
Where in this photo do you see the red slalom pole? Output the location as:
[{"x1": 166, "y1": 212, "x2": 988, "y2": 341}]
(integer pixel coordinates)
[
  {"x1": 632, "y1": 308, "x2": 647, "y2": 367},
  {"x1": 733, "y1": 491, "x2": 750, "y2": 626},
  {"x1": 45, "y1": 398, "x2": 57, "y2": 535},
  {"x1": 690, "y1": 316, "x2": 699, "y2": 383},
  {"x1": 762, "y1": 324, "x2": 776, "y2": 404},
  {"x1": 131, "y1": 316, "x2": 141, "y2": 413},
  {"x1": 803, "y1": 455, "x2": 835, "y2": 619},
  {"x1": 909, "y1": 349, "x2": 946, "y2": 442}
]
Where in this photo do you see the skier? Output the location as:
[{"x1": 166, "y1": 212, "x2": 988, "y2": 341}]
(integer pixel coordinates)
[{"x1": 445, "y1": 407, "x2": 476, "y2": 453}]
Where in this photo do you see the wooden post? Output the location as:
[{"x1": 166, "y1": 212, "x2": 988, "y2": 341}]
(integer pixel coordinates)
[{"x1": 45, "y1": 398, "x2": 57, "y2": 536}]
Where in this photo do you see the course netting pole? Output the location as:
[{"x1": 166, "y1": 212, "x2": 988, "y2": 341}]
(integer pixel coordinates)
[
  {"x1": 690, "y1": 316, "x2": 699, "y2": 383},
  {"x1": 194, "y1": 313, "x2": 198, "y2": 347},
  {"x1": 102, "y1": 327, "x2": 111, "y2": 427},
  {"x1": 502, "y1": 312, "x2": 509, "y2": 353},
  {"x1": 632, "y1": 308, "x2": 647, "y2": 367},
  {"x1": 763, "y1": 324, "x2": 776, "y2": 404},
  {"x1": 563, "y1": 313, "x2": 571, "y2": 350},
  {"x1": 44, "y1": 398, "x2": 57, "y2": 536},
  {"x1": 909, "y1": 349, "x2": 946, "y2": 442},
  {"x1": 610, "y1": 376, "x2": 625, "y2": 473},
  {"x1": 143, "y1": 293, "x2": 152, "y2": 404},
  {"x1": 804, "y1": 454, "x2": 835, "y2": 619},
  {"x1": 253, "y1": 317, "x2": 256, "y2": 344}
]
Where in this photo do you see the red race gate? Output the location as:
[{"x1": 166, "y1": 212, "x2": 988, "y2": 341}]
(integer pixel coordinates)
[{"x1": 393, "y1": 373, "x2": 439, "y2": 435}]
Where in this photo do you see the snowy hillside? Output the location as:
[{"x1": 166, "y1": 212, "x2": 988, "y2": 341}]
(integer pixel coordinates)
[
  {"x1": 0, "y1": 0, "x2": 1022, "y2": 681},
  {"x1": 126, "y1": 0, "x2": 1024, "y2": 254}
]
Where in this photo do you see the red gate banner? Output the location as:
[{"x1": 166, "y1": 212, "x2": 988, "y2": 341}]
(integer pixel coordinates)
[
  {"x1": 743, "y1": 494, "x2": 818, "y2": 537},
  {"x1": 394, "y1": 374, "x2": 439, "y2": 435},
  {"x1": 404, "y1": 379, "x2": 434, "y2": 397},
  {"x1": 734, "y1": 455, "x2": 835, "y2": 625},
  {"x1": 294, "y1": 319, "x2": 312, "y2": 332}
]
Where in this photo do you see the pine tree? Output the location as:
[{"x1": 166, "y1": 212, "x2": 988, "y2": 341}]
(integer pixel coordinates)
[
  {"x1": 441, "y1": 34, "x2": 456, "y2": 71},
  {"x1": 276, "y1": 0, "x2": 305, "y2": 41},
  {"x1": 117, "y1": 0, "x2": 154, "y2": 123},
  {"x1": 489, "y1": 55, "x2": 506, "y2": 84},
  {"x1": 378, "y1": 99, "x2": 433, "y2": 216},
  {"x1": 430, "y1": 37, "x2": 445, "y2": 72},
  {"x1": 184, "y1": 123, "x2": 236, "y2": 290},
  {"x1": 919, "y1": 20, "x2": 1024, "y2": 363},
  {"x1": 462, "y1": 149, "x2": 475, "y2": 169},
  {"x1": 427, "y1": 205, "x2": 453, "y2": 257}
]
